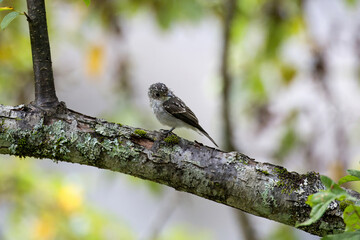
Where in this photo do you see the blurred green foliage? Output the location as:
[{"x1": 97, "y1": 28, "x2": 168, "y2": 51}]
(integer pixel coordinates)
[
  {"x1": 159, "y1": 226, "x2": 212, "y2": 240},
  {"x1": 345, "y1": 0, "x2": 358, "y2": 7},
  {"x1": 0, "y1": 157, "x2": 134, "y2": 240},
  {"x1": 0, "y1": 157, "x2": 213, "y2": 239},
  {"x1": 115, "y1": 0, "x2": 206, "y2": 29},
  {"x1": 0, "y1": 0, "x2": 32, "y2": 105},
  {"x1": 127, "y1": 175, "x2": 164, "y2": 196},
  {"x1": 83, "y1": 0, "x2": 91, "y2": 7},
  {"x1": 234, "y1": 0, "x2": 304, "y2": 100},
  {"x1": 0, "y1": 0, "x2": 305, "y2": 118},
  {"x1": 273, "y1": 111, "x2": 299, "y2": 163},
  {"x1": 267, "y1": 225, "x2": 299, "y2": 240}
]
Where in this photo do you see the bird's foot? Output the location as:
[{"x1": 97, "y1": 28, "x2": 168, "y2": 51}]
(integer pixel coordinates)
[{"x1": 160, "y1": 127, "x2": 175, "y2": 136}]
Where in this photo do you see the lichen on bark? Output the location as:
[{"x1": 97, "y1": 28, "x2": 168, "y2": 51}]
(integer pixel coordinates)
[{"x1": 0, "y1": 104, "x2": 359, "y2": 237}]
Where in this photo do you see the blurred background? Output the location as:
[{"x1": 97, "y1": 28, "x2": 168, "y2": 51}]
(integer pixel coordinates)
[{"x1": 1, "y1": 0, "x2": 360, "y2": 239}]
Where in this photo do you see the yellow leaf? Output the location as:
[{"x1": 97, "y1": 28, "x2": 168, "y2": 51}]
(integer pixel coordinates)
[
  {"x1": 0, "y1": 7, "x2": 14, "y2": 12},
  {"x1": 85, "y1": 44, "x2": 104, "y2": 78},
  {"x1": 32, "y1": 213, "x2": 56, "y2": 240},
  {"x1": 57, "y1": 184, "x2": 83, "y2": 214}
]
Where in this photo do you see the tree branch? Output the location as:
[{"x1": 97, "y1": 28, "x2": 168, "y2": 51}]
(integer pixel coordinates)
[
  {"x1": 0, "y1": 104, "x2": 358, "y2": 237},
  {"x1": 26, "y1": 0, "x2": 59, "y2": 109}
]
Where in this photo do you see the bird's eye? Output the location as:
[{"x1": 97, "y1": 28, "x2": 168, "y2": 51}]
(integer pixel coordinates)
[{"x1": 155, "y1": 93, "x2": 160, "y2": 97}]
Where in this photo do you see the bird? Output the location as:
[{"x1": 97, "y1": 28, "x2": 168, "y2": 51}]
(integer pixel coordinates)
[{"x1": 148, "y1": 82, "x2": 218, "y2": 147}]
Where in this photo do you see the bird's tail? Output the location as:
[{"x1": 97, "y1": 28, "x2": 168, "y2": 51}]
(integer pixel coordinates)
[{"x1": 198, "y1": 128, "x2": 218, "y2": 147}]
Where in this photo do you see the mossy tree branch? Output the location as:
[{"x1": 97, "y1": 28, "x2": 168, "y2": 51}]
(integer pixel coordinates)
[{"x1": 0, "y1": 104, "x2": 358, "y2": 237}]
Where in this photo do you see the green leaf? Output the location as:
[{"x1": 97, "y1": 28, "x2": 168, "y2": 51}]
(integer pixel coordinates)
[
  {"x1": 297, "y1": 184, "x2": 354, "y2": 228},
  {"x1": 339, "y1": 175, "x2": 360, "y2": 186},
  {"x1": 83, "y1": 0, "x2": 91, "y2": 6},
  {"x1": 331, "y1": 184, "x2": 347, "y2": 196},
  {"x1": 0, "y1": 7, "x2": 14, "y2": 12},
  {"x1": 0, "y1": 0, "x2": 3, "y2": 3},
  {"x1": 320, "y1": 175, "x2": 347, "y2": 196},
  {"x1": 322, "y1": 230, "x2": 360, "y2": 240},
  {"x1": 344, "y1": 205, "x2": 360, "y2": 232},
  {"x1": 337, "y1": 170, "x2": 360, "y2": 186},
  {"x1": 296, "y1": 191, "x2": 337, "y2": 227},
  {"x1": 1, "y1": 11, "x2": 19, "y2": 30},
  {"x1": 321, "y1": 175, "x2": 336, "y2": 189},
  {"x1": 348, "y1": 169, "x2": 360, "y2": 179}
]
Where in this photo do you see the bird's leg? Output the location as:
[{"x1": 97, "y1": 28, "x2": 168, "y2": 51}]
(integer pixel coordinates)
[
  {"x1": 157, "y1": 127, "x2": 176, "y2": 143},
  {"x1": 165, "y1": 127, "x2": 175, "y2": 135}
]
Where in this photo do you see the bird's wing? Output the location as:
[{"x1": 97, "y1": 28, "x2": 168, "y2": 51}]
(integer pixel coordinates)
[
  {"x1": 163, "y1": 97, "x2": 219, "y2": 147},
  {"x1": 163, "y1": 97, "x2": 200, "y2": 128}
]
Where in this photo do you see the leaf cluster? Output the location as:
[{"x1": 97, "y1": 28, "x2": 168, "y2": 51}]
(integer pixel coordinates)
[{"x1": 297, "y1": 170, "x2": 360, "y2": 239}]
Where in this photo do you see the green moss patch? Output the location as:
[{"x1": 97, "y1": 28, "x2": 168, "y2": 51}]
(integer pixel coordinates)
[
  {"x1": 274, "y1": 167, "x2": 319, "y2": 195},
  {"x1": 134, "y1": 129, "x2": 147, "y2": 137},
  {"x1": 164, "y1": 135, "x2": 179, "y2": 145}
]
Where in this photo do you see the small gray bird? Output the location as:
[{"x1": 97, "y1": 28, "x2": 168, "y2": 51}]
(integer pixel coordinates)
[{"x1": 148, "y1": 82, "x2": 218, "y2": 147}]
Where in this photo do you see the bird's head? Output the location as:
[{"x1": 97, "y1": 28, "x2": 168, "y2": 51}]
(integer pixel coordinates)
[{"x1": 148, "y1": 82, "x2": 173, "y2": 100}]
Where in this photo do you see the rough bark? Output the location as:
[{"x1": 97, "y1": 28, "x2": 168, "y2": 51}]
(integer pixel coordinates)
[
  {"x1": 26, "y1": 0, "x2": 59, "y2": 109},
  {"x1": 0, "y1": 104, "x2": 358, "y2": 237}
]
